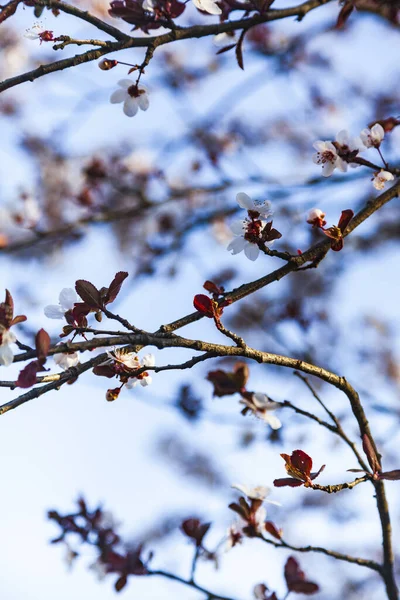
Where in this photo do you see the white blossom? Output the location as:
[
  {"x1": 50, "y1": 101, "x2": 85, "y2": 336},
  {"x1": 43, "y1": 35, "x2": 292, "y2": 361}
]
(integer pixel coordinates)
[
  {"x1": 192, "y1": 0, "x2": 222, "y2": 14},
  {"x1": 0, "y1": 327, "x2": 16, "y2": 366},
  {"x1": 307, "y1": 208, "x2": 325, "y2": 224},
  {"x1": 372, "y1": 170, "x2": 394, "y2": 191},
  {"x1": 312, "y1": 140, "x2": 340, "y2": 176},
  {"x1": 54, "y1": 349, "x2": 79, "y2": 370},
  {"x1": 24, "y1": 22, "x2": 53, "y2": 42},
  {"x1": 240, "y1": 392, "x2": 282, "y2": 429},
  {"x1": 335, "y1": 129, "x2": 364, "y2": 170},
  {"x1": 225, "y1": 522, "x2": 243, "y2": 551},
  {"x1": 125, "y1": 353, "x2": 155, "y2": 387},
  {"x1": 24, "y1": 22, "x2": 46, "y2": 40},
  {"x1": 227, "y1": 193, "x2": 273, "y2": 261},
  {"x1": 108, "y1": 347, "x2": 141, "y2": 370},
  {"x1": 231, "y1": 483, "x2": 275, "y2": 502},
  {"x1": 110, "y1": 80, "x2": 149, "y2": 118},
  {"x1": 44, "y1": 288, "x2": 77, "y2": 319},
  {"x1": 236, "y1": 192, "x2": 272, "y2": 218},
  {"x1": 360, "y1": 123, "x2": 385, "y2": 148}
]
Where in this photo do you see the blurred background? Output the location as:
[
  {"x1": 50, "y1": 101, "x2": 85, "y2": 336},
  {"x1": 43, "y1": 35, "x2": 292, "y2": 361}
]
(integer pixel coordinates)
[{"x1": 0, "y1": 0, "x2": 400, "y2": 597}]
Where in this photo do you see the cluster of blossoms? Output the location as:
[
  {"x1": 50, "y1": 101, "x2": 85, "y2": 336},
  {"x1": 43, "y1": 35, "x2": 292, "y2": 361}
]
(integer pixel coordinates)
[
  {"x1": 227, "y1": 192, "x2": 281, "y2": 261},
  {"x1": 313, "y1": 124, "x2": 395, "y2": 190},
  {"x1": 142, "y1": 0, "x2": 221, "y2": 15}
]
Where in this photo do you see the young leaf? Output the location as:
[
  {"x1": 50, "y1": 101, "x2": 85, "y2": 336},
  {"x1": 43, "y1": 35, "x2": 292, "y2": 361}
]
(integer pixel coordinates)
[{"x1": 75, "y1": 280, "x2": 102, "y2": 309}]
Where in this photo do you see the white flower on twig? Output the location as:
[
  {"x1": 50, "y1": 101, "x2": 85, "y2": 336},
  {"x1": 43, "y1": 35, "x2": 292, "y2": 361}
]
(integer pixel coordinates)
[
  {"x1": 54, "y1": 347, "x2": 79, "y2": 370},
  {"x1": 192, "y1": 0, "x2": 222, "y2": 14},
  {"x1": 360, "y1": 123, "x2": 385, "y2": 148},
  {"x1": 44, "y1": 288, "x2": 77, "y2": 320},
  {"x1": 110, "y1": 80, "x2": 150, "y2": 118},
  {"x1": 125, "y1": 353, "x2": 155, "y2": 387},
  {"x1": 372, "y1": 170, "x2": 394, "y2": 191},
  {"x1": 240, "y1": 392, "x2": 282, "y2": 429},
  {"x1": 232, "y1": 483, "x2": 280, "y2": 504},
  {"x1": 0, "y1": 326, "x2": 16, "y2": 366},
  {"x1": 227, "y1": 193, "x2": 273, "y2": 261}
]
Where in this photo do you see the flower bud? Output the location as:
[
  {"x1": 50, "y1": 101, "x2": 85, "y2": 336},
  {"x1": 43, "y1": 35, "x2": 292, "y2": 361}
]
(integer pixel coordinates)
[{"x1": 99, "y1": 59, "x2": 118, "y2": 71}]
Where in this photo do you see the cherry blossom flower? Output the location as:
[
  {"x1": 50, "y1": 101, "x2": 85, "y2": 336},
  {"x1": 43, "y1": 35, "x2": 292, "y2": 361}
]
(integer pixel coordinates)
[
  {"x1": 236, "y1": 192, "x2": 272, "y2": 218},
  {"x1": 232, "y1": 483, "x2": 280, "y2": 505},
  {"x1": 334, "y1": 129, "x2": 364, "y2": 170},
  {"x1": 240, "y1": 392, "x2": 282, "y2": 429},
  {"x1": 192, "y1": 0, "x2": 222, "y2": 14},
  {"x1": 24, "y1": 22, "x2": 54, "y2": 43},
  {"x1": 54, "y1": 349, "x2": 79, "y2": 370},
  {"x1": 227, "y1": 193, "x2": 279, "y2": 261},
  {"x1": 225, "y1": 522, "x2": 243, "y2": 551},
  {"x1": 360, "y1": 123, "x2": 385, "y2": 148},
  {"x1": 313, "y1": 130, "x2": 363, "y2": 176},
  {"x1": 110, "y1": 80, "x2": 149, "y2": 117},
  {"x1": 44, "y1": 288, "x2": 78, "y2": 320},
  {"x1": 125, "y1": 353, "x2": 155, "y2": 387},
  {"x1": 107, "y1": 347, "x2": 141, "y2": 370},
  {"x1": 312, "y1": 140, "x2": 340, "y2": 176},
  {"x1": 0, "y1": 326, "x2": 16, "y2": 366},
  {"x1": 372, "y1": 170, "x2": 394, "y2": 191},
  {"x1": 307, "y1": 208, "x2": 326, "y2": 228}
]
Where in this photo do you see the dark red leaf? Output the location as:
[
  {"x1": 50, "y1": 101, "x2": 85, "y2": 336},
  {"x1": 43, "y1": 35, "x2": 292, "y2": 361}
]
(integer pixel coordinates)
[
  {"x1": 193, "y1": 294, "x2": 214, "y2": 318},
  {"x1": 181, "y1": 518, "x2": 211, "y2": 546},
  {"x1": 264, "y1": 521, "x2": 282, "y2": 540},
  {"x1": 285, "y1": 556, "x2": 319, "y2": 595},
  {"x1": 228, "y1": 502, "x2": 249, "y2": 520},
  {"x1": 105, "y1": 271, "x2": 129, "y2": 305},
  {"x1": 362, "y1": 434, "x2": 381, "y2": 474},
  {"x1": 235, "y1": 29, "x2": 246, "y2": 70},
  {"x1": 35, "y1": 328, "x2": 51, "y2": 360},
  {"x1": 93, "y1": 364, "x2": 116, "y2": 378},
  {"x1": 75, "y1": 280, "x2": 102, "y2": 309},
  {"x1": 337, "y1": 209, "x2": 354, "y2": 233},
  {"x1": 289, "y1": 581, "x2": 320, "y2": 594},
  {"x1": 378, "y1": 470, "x2": 400, "y2": 481},
  {"x1": 10, "y1": 315, "x2": 27, "y2": 326},
  {"x1": 291, "y1": 450, "x2": 313, "y2": 477},
  {"x1": 331, "y1": 238, "x2": 344, "y2": 252},
  {"x1": 216, "y1": 43, "x2": 236, "y2": 55},
  {"x1": 273, "y1": 478, "x2": 303, "y2": 487},
  {"x1": 310, "y1": 464, "x2": 326, "y2": 480},
  {"x1": 207, "y1": 369, "x2": 243, "y2": 396},
  {"x1": 115, "y1": 575, "x2": 127, "y2": 592},
  {"x1": 17, "y1": 360, "x2": 40, "y2": 388},
  {"x1": 203, "y1": 280, "x2": 224, "y2": 295}
]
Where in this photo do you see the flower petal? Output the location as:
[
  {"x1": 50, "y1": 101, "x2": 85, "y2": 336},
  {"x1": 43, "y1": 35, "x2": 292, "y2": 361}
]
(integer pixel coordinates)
[
  {"x1": 59, "y1": 288, "x2": 77, "y2": 311},
  {"x1": 138, "y1": 93, "x2": 150, "y2": 111},
  {"x1": 236, "y1": 192, "x2": 253, "y2": 210},
  {"x1": 110, "y1": 89, "x2": 126, "y2": 104},
  {"x1": 0, "y1": 343, "x2": 14, "y2": 366},
  {"x1": 123, "y1": 97, "x2": 139, "y2": 117},
  {"x1": 244, "y1": 242, "x2": 260, "y2": 261},
  {"x1": 118, "y1": 79, "x2": 134, "y2": 89},
  {"x1": 227, "y1": 236, "x2": 246, "y2": 255},
  {"x1": 44, "y1": 304, "x2": 65, "y2": 319}
]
